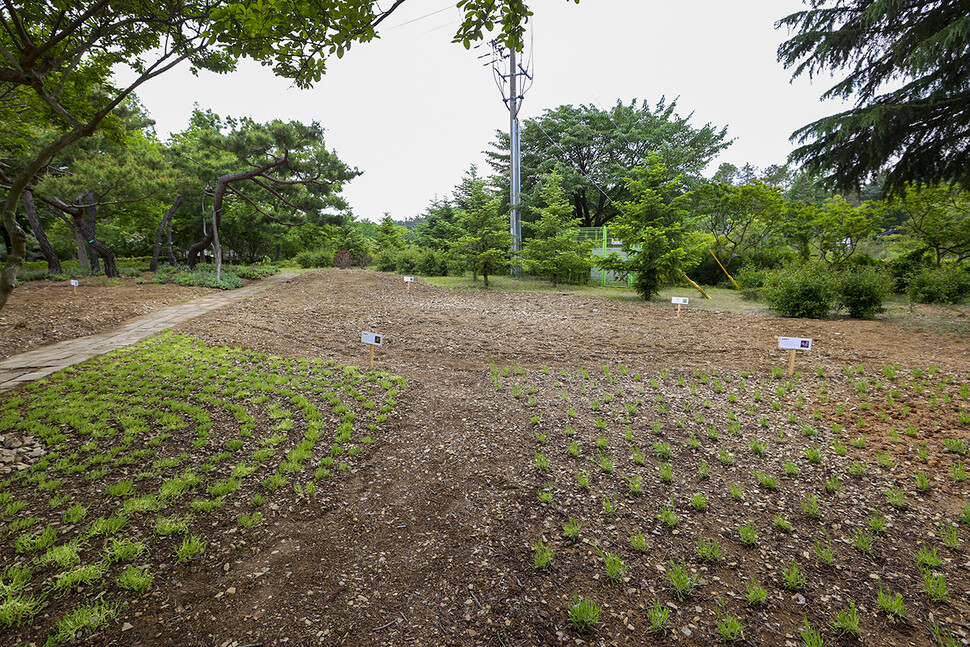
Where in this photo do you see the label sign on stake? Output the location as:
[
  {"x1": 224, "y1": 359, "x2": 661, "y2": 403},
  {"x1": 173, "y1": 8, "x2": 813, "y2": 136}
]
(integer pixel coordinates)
[
  {"x1": 70, "y1": 279, "x2": 79, "y2": 294},
  {"x1": 671, "y1": 296, "x2": 689, "y2": 316},
  {"x1": 361, "y1": 331, "x2": 383, "y2": 369},
  {"x1": 404, "y1": 276, "x2": 414, "y2": 290},
  {"x1": 778, "y1": 336, "x2": 813, "y2": 376}
]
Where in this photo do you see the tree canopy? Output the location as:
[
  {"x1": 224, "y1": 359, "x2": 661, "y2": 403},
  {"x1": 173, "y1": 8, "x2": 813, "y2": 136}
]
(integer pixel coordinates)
[
  {"x1": 0, "y1": 0, "x2": 552, "y2": 309},
  {"x1": 487, "y1": 99, "x2": 730, "y2": 228},
  {"x1": 777, "y1": 0, "x2": 970, "y2": 192}
]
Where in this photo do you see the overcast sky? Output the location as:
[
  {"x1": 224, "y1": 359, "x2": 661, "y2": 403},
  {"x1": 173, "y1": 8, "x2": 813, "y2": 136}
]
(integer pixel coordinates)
[{"x1": 128, "y1": 1, "x2": 845, "y2": 223}]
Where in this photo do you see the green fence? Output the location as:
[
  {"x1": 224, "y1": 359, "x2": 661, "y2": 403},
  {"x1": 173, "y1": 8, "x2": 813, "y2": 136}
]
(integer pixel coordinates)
[{"x1": 577, "y1": 227, "x2": 634, "y2": 287}]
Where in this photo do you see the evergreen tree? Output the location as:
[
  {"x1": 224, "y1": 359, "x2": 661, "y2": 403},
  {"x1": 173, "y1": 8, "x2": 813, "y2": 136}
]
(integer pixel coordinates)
[
  {"x1": 521, "y1": 172, "x2": 593, "y2": 286},
  {"x1": 375, "y1": 213, "x2": 405, "y2": 251},
  {"x1": 777, "y1": 0, "x2": 970, "y2": 192},
  {"x1": 452, "y1": 180, "x2": 511, "y2": 288},
  {"x1": 598, "y1": 156, "x2": 705, "y2": 299}
]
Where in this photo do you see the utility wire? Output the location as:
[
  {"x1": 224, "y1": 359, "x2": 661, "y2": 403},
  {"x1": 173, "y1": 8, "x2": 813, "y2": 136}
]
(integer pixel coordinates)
[{"x1": 385, "y1": 4, "x2": 453, "y2": 30}]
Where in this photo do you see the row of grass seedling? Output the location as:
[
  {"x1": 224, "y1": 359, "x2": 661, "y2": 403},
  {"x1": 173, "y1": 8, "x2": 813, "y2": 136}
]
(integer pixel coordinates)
[
  {"x1": 0, "y1": 332, "x2": 405, "y2": 645},
  {"x1": 499, "y1": 361, "x2": 970, "y2": 645}
]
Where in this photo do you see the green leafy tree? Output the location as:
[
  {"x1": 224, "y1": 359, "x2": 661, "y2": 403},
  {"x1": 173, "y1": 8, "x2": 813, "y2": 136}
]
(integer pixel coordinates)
[
  {"x1": 889, "y1": 184, "x2": 970, "y2": 267},
  {"x1": 693, "y1": 181, "x2": 787, "y2": 271},
  {"x1": 598, "y1": 156, "x2": 706, "y2": 299},
  {"x1": 452, "y1": 180, "x2": 511, "y2": 287},
  {"x1": 777, "y1": 0, "x2": 970, "y2": 192},
  {"x1": 0, "y1": 0, "x2": 545, "y2": 310},
  {"x1": 521, "y1": 172, "x2": 592, "y2": 285},
  {"x1": 803, "y1": 196, "x2": 885, "y2": 266},
  {"x1": 487, "y1": 98, "x2": 730, "y2": 228}
]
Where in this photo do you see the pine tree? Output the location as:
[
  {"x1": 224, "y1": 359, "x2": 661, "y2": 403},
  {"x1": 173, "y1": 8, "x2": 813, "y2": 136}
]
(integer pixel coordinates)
[
  {"x1": 598, "y1": 156, "x2": 705, "y2": 299},
  {"x1": 521, "y1": 172, "x2": 593, "y2": 286},
  {"x1": 452, "y1": 180, "x2": 511, "y2": 288}
]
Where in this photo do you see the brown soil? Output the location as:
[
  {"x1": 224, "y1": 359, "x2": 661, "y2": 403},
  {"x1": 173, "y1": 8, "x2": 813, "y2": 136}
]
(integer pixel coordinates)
[
  {"x1": 0, "y1": 279, "x2": 215, "y2": 360},
  {"x1": 2, "y1": 269, "x2": 969, "y2": 646}
]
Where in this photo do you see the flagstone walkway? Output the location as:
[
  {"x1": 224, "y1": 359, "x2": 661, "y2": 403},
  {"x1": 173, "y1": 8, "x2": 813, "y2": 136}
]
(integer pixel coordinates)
[{"x1": 0, "y1": 273, "x2": 297, "y2": 393}]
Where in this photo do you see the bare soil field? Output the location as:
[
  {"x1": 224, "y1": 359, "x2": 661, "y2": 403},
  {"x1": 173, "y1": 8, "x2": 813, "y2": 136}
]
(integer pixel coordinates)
[
  {"x1": 1, "y1": 269, "x2": 968, "y2": 647},
  {"x1": 0, "y1": 280, "x2": 215, "y2": 361}
]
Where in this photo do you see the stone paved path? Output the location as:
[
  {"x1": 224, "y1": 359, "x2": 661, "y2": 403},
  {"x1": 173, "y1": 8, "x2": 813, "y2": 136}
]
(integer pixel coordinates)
[{"x1": 0, "y1": 273, "x2": 297, "y2": 393}]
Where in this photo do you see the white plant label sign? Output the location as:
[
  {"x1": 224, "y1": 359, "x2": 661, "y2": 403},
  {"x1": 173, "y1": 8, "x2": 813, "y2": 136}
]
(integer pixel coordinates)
[
  {"x1": 779, "y1": 336, "x2": 812, "y2": 350},
  {"x1": 70, "y1": 280, "x2": 79, "y2": 286},
  {"x1": 361, "y1": 331, "x2": 383, "y2": 347},
  {"x1": 404, "y1": 276, "x2": 415, "y2": 282},
  {"x1": 671, "y1": 297, "x2": 689, "y2": 305}
]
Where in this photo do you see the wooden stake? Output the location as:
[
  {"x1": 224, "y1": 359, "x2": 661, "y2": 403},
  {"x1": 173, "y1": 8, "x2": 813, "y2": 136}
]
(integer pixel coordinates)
[
  {"x1": 788, "y1": 349, "x2": 797, "y2": 377},
  {"x1": 369, "y1": 345, "x2": 375, "y2": 369},
  {"x1": 676, "y1": 303, "x2": 681, "y2": 317}
]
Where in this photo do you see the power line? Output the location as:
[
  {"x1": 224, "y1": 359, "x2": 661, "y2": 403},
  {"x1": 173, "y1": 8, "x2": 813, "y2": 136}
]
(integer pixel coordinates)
[{"x1": 385, "y1": 4, "x2": 453, "y2": 30}]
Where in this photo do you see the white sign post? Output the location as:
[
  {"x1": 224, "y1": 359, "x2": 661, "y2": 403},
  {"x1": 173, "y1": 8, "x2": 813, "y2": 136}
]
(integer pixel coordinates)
[
  {"x1": 361, "y1": 331, "x2": 383, "y2": 368},
  {"x1": 404, "y1": 276, "x2": 414, "y2": 291},
  {"x1": 70, "y1": 279, "x2": 79, "y2": 294},
  {"x1": 778, "y1": 337, "x2": 813, "y2": 376},
  {"x1": 671, "y1": 296, "x2": 689, "y2": 317}
]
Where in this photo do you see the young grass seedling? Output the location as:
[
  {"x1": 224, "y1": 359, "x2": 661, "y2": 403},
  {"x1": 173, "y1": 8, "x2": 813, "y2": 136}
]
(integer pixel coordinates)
[
  {"x1": 738, "y1": 520, "x2": 758, "y2": 547},
  {"x1": 533, "y1": 540, "x2": 555, "y2": 569},
  {"x1": 630, "y1": 532, "x2": 649, "y2": 553},
  {"x1": 745, "y1": 580, "x2": 767, "y2": 606},
  {"x1": 696, "y1": 537, "x2": 726, "y2": 563},
  {"x1": 782, "y1": 561, "x2": 807, "y2": 590},
  {"x1": 563, "y1": 518, "x2": 581, "y2": 541},
  {"x1": 568, "y1": 595, "x2": 601, "y2": 633},
  {"x1": 800, "y1": 618, "x2": 824, "y2": 647},
  {"x1": 666, "y1": 560, "x2": 697, "y2": 599},
  {"x1": 646, "y1": 599, "x2": 670, "y2": 635},
  {"x1": 876, "y1": 585, "x2": 907, "y2": 620}
]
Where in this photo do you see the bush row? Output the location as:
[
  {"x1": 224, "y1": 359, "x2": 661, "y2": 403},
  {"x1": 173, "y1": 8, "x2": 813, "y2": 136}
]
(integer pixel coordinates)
[
  {"x1": 759, "y1": 264, "x2": 970, "y2": 318},
  {"x1": 294, "y1": 249, "x2": 371, "y2": 269}
]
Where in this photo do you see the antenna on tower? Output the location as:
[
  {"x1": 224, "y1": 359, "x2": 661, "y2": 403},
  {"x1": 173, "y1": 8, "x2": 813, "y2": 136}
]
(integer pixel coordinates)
[{"x1": 485, "y1": 28, "x2": 534, "y2": 278}]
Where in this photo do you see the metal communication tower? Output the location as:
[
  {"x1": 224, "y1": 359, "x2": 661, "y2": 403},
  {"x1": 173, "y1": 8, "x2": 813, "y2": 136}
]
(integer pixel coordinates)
[{"x1": 484, "y1": 35, "x2": 533, "y2": 277}]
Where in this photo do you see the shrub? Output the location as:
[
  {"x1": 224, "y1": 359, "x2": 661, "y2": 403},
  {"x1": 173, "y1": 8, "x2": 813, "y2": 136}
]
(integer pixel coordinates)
[
  {"x1": 416, "y1": 249, "x2": 446, "y2": 276},
  {"x1": 395, "y1": 248, "x2": 419, "y2": 274},
  {"x1": 374, "y1": 249, "x2": 398, "y2": 273},
  {"x1": 908, "y1": 266, "x2": 970, "y2": 304},
  {"x1": 735, "y1": 266, "x2": 766, "y2": 289},
  {"x1": 836, "y1": 267, "x2": 893, "y2": 318},
  {"x1": 332, "y1": 250, "x2": 354, "y2": 269},
  {"x1": 294, "y1": 250, "x2": 332, "y2": 269},
  {"x1": 230, "y1": 265, "x2": 278, "y2": 279},
  {"x1": 194, "y1": 271, "x2": 244, "y2": 290},
  {"x1": 762, "y1": 264, "x2": 836, "y2": 318}
]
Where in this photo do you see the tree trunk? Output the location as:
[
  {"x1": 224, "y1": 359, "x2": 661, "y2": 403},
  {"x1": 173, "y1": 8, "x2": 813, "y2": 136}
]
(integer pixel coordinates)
[
  {"x1": 187, "y1": 157, "x2": 288, "y2": 268},
  {"x1": 151, "y1": 195, "x2": 184, "y2": 271},
  {"x1": 0, "y1": 123, "x2": 94, "y2": 311},
  {"x1": 74, "y1": 223, "x2": 91, "y2": 272},
  {"x1": 22, "y1": 190, "x2": 62, "y2": 275},
  {"x1": 274, "y1": 243, "x2": 281, "y2": 262},
  {"x1": 483, "y1": 269, "x2": 489, "y2": 288},
  {"x1": 73, "y1": 203, "x2": 118, "y2": 278},
  {"x1": 83, "y1": 194, "x2": 101, "y2": 274},
  {"x1": 211, "y1": 207, "x2": 223, "y2": 281},
  {"x1": 166, "y1": 213, "x2": 176, "y2": 265}
]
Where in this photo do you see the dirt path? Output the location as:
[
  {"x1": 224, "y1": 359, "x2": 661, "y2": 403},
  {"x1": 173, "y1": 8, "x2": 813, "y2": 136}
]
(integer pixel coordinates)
[{"x1": 156, "y1": 269, "x2": 968, "y2": 646}]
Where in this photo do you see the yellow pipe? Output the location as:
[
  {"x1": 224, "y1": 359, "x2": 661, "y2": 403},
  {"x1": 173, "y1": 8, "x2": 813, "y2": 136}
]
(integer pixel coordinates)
[
  {"x1": 709, "y1": 249, "x2": 740, "y2": 290},
  {"x1": 682, "y1": 274, "x2": 712, "y2": 300}
]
